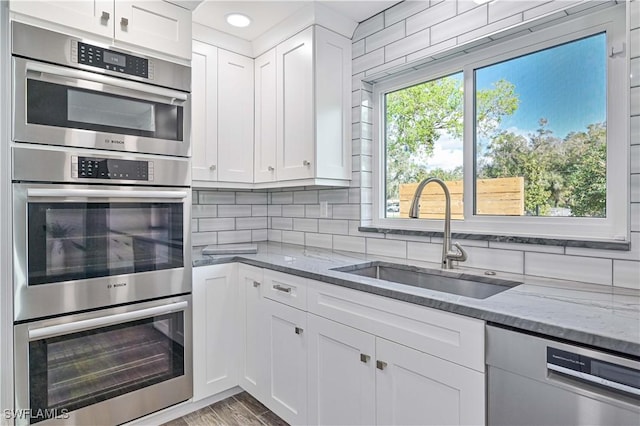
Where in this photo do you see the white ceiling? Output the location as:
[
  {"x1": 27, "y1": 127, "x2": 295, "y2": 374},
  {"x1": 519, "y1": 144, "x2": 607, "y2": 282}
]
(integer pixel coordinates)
[{"x1": 192, "y1": 1, "x2": 400, "y2": 41}]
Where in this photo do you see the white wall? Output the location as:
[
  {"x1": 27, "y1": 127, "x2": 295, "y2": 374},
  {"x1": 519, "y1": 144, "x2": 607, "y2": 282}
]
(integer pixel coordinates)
[{"x1": 192, "y1": 0, "x2": 640, "y2": 289}]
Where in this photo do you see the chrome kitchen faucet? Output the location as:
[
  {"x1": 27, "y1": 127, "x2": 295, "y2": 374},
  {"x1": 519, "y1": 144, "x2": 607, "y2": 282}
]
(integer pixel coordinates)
[{"x1": 409, "y1": 177, "x2": 467, "y2": 269}]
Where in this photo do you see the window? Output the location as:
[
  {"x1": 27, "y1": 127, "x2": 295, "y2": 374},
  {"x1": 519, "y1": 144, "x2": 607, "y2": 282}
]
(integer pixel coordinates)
[{"x1": 373, "y1": 5, "x2": 627, "y2": 241}]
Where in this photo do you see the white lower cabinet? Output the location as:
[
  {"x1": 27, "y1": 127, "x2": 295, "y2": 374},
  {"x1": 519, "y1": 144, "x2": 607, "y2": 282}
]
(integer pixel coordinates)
[
  {"x1": 376, "y1": 337, "x2": 485, "y2": 426},
  {"x1": 307, "y1": 313, "x2": 376, "y2": 426},
  {"x1": 192, "y1": 264, "x2": 238, "y2": 401},
  {"x1": 264, "y1": 298, "x2": 308, "y2": 425}
]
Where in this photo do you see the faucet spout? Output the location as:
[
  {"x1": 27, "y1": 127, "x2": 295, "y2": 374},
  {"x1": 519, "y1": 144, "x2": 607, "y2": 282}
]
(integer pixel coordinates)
[{"x1": 408, "y1": 177, "x2": 466, "y2": 269}]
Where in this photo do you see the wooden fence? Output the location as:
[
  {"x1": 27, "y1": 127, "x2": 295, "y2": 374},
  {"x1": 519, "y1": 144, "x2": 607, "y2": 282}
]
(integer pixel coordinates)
[{"x1": 397, "y1": 177, "x2": 524, "y2": 219}]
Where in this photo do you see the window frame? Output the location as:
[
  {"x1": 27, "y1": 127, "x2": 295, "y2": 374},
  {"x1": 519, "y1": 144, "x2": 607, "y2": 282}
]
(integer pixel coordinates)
[{"x1": 372, "y1": 5, "x2": 628, "y2": 242}]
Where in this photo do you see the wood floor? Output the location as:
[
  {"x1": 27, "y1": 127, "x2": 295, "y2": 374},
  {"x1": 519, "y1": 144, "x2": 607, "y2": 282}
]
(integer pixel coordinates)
[{"x1": 162, "y1": 392, "x2": 289, "y2": 426}]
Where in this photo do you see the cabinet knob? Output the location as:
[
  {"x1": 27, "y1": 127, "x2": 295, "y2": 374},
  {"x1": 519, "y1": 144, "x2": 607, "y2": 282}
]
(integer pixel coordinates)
[
  {"x1": 360, "y1": 354, "x2": 370, "y2": 364},
  {"x1": 303, "y1": 160, "x2": 311, "y2": 166},
  {"x1": 121, "y1": 17, "x2": 129, "y2": 27},
  {"x1": 209, "y1": 164, "x2": 217, "y2": 171},
  {"x1": 101, "y1": 11, "x2": 110, "y2": 22},
  {"x1": 268, "y1": 166, "x2": 275, "y2": 172},
  {"x1": 295, "y1": 326, "x2": 304, "y2": 335},
  {"x1": 252, "y1": 281, "x2": 261, "y2": 287},
  {"x1": 376, "y1": 360, "x2": 387, "y2": 370}
]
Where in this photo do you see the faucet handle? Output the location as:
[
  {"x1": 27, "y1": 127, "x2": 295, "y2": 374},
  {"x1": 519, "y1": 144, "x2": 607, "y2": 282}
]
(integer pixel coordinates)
[{"x1": 448, "y1": 242, "x2": 468, "y2": 262}]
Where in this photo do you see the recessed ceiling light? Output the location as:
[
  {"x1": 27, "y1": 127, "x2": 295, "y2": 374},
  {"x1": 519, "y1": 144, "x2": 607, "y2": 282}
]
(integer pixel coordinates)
[{"x1": 226, "y1": 13, "x2": 251, "y2": 28}]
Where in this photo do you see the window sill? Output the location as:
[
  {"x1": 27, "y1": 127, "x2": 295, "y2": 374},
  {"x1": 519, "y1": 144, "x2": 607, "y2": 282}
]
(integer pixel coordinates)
[{"x1": 358, "y1": 226, "x2": 631, "y2": 251}]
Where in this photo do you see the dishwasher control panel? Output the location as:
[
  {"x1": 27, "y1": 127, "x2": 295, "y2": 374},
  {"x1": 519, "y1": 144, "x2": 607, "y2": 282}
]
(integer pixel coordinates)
[{"x1": 547, "y1": 347, "x2": 640, "y2": 397}]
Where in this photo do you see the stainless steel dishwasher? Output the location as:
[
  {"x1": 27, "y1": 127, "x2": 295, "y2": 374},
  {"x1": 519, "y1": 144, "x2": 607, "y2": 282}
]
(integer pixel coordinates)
[{"x1": 487, "y1": 325, "x2": 640, "y2": 425}]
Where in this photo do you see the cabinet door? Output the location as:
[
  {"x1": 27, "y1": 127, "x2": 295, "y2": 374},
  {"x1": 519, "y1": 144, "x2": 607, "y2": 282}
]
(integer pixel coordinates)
[
  {"x1": 192, "y1": 264, "x2": 238, "y2": 401},
  {"x1": 238, "y1": 265, "x2": 267, "y2": 401},
  {"x1": 10, "y1": 0, "x2": 114, "y2": 38},
  {"x1": 276, "y1": 27, "x2": 314, "y2": 181},
  {"x1": 114, "y1": 1, "x2": 192, "y2": 59},
  {"x1": 264, "y1": 299, "x2": 307, "y2": 425},
  {"x1": 254, "y1": 49, "x2": 278, "y2": 183},
  {"x1": 191, "y1": 41, "x2": 218, "y2": 182},
  {"x1": 217, "y1": 50, "x2": 254, "y2": 183},
  {"x1": 376, "y1": 337, "x2": 485, "y2": 426},
  {"x1": 307, "y1": 314, "x2": 376, "y2": 426}
]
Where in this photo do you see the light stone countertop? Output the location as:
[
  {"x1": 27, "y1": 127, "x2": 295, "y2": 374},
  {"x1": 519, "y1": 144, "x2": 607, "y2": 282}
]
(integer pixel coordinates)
[{"x1": 193, "y1": 242, "x2": 640, "y2": 357}]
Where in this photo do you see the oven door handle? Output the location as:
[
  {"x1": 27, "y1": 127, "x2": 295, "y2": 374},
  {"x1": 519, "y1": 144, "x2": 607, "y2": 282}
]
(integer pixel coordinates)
[
  {"x1": 27, "y1": 188, "x2": 188, "y2": 200},
  {"x1": 28, "y1": 301, "x2": 189, "y2": 340},
  {"x1": 25, "y1": 61, "x2": 188, "y2": 104}
]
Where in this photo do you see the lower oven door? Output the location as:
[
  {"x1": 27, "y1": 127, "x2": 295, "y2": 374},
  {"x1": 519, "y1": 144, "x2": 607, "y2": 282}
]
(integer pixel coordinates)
[
  {"x1": 13, "y1": 183, "x2": 191, "y2": 321},
  {"x1": 14, "y1": 295, "x2": 192, "y2": 425}
]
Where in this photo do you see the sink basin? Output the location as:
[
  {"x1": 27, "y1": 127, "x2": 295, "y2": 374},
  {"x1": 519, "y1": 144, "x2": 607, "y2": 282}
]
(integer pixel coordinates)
[{"x1": 331, "y1": 262, "x2": 521, "y2": 299}]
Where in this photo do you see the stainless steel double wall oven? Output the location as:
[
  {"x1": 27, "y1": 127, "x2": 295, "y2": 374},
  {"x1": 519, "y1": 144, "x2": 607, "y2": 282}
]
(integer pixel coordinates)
[{"x1": 11, "y1": 22, "x2": 193, "y2": 425}]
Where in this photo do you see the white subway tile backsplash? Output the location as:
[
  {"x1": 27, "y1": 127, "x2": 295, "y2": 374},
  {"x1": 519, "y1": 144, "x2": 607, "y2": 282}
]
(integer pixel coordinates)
[
  {"x1": 361, "y1": 89, "x2": 373, "y2": 108},
  {"x1": 632, "y1": 116, "x2": 640, "y2": 145},
  {"x1": 632, "y1": 87, "x2": 640, "y2": 116},
  {"x1": 268, "y1": 229, "x2": 282, "y2": 242},
  {"x1": 236, "y1": 192, "x2": 268, "y2": 204},
  {"x1": 333, "y1": 204, "x2": 361, "y2": 220},
  {"x1": 360, "y1": 204, "x2": 373, "y2": 221},
  {"x1": 352, "y1": 39, "x2": 365, "y2": 58},
  {"x1": 252, "y1": 205, "x2": 268, "y2": 216},
  {"x1": 631, "y1": 58, "x2": 640, "y2": 88},
  {"x1": 199, "y1": 191, "x2": 235, "y2": 205},
  {"x1": 319, "y1": 189, "x2": 349, "y2": 203},
  {"x1": 367, "y1": 237, "x2": 407, "y2": 259},
  {"x1": 632, "y1": 0, "x2": 640, "y2": 31},
  {"x1": 632, "y1": 174, "x2": 640, "y2": 203},
  {"x1": 366, "y1": 21, "x2": 405, "y2": 53},
  {"x1": 293, "y1": 218, "x2": 319, "y2": 232},
  {"x1": 365, "y1": 57, "x2": 408, "y2": 77},
  {"x1": 192, "y1": 232, "x2": 217, "y2": 246},
  {"x1": 488, "y1": 1, "x2": 538, "y2": 23},
  {"x1": 406, "y1": 38, "x2": 457, "y2": 63},
  {"x1": 361, "y1": 105, "x2": 373, "y2": 124},
  {"x1": 431, "y1": 6, "x2": 487, "y2": 45},
  {"x1": 632, "y1": 203, "x2": 640, "y2": 232},
  {"x1": 218, "y1": 230, "x2": 252, "y2": 244},
  {"x1": 525, "y1": 252, "x2": 612, "y2": 286},
  {"x1": 385, "y1": 1, "x2": 431, "y2": 27},
  {"x1": 522, "y1": 1, "x2": 575, "y2": 21},
  {"x1": 191, "y1": 219, "x2": 198, "y2": 233},
  {"x1": 199, "y1": 218, "x2": 236, "y2": 232},
  {"x1": 319, "y1": 219, "x2": 349, "y2": 235},
  {"x1": 457, "y1": 0, "x2": 482, "y2": 15},
  {"x1": 305, "y1": 204, "x2": 333, "y2": 219},
  {"x1": 294, "y1": 190, "x2": 319, "y2": 204},
  {"x1": 407, "y1": 241, "x2": 443, "y2": 263},
  {"x1": 333, "y1": 235, "x2": 366, "y2": 253},
  {"x1": 406, "y1": 1, "x2": 457, "y2": 35},
  {"x1": 632, "y1": 145, "x2": 640, "y2": 174},
  {"x1": 236, "y1": 217, "x2": 268, "y2": 230},
  {"x1": 271, "y1": 192, "x2": 294, "y2": 204},
  {"x1": 613, "y1": 260, "x2": 640, "y2": 290},
  {"x1": 218, "y1": 205, "x2": 252, "y2": 217},
  {"x1": 268, "y1": 205, "x2": 282, "y2": 216},
  {"x1": 565, "y1": 233, "x2": 640, "y2": 262},
  {"x1": 282, "y1": 204, "x2": 305, "y2": 218},
  {"x1": 252, "y1": 229, "x2": 268, "y2": 242},
  {"x1": 461, "y1": 246, "x2": 524, "y2": 274},
  {"x1": 353, "y1": 48, "x2": 385, "y2": 75},
  {"x1": 457, "y1": 13, "x2": 522, "y2": 45},
  {"x1": 192, "y1": 204, "x2": 217, "y2": 218},
  {"x1": 385, "y1": 27, "x2": 431, "y2": 62},
  {"x1": 631, "y1": 29, "x2": 640, "y2": 59},
  {"x1": 272, "y1": 217, "x2": 293, "y2": 230},
  {"x1": 282, "y1": 230, "x2": 305, "y2": 245},
  {"x1": 489, "y1": 241, "x2": 564, "y2": 254},
  {"x1": 353, "y1": 12, "x2": 385, "y2": 41},
  {"x1": 305, "y1": 233, "x2": 333, "y2": 249}
]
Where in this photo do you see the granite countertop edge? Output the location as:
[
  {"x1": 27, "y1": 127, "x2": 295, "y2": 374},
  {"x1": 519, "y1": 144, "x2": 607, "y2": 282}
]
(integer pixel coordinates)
[{"x1": 192, "y1": 244, "x2": 640, "y2": 357}]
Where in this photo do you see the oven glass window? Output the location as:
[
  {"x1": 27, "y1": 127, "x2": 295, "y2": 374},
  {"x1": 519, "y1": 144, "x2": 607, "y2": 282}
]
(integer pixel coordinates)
[
  {"x1": 27, "y1": 202, "x2": 183, "y2": 285},
  {"x1": 28, "y1": 312, "x2": 185, "y2": 423},
  {"x1": 26, "y1": 79, "x2": 183, "y2": 141}
]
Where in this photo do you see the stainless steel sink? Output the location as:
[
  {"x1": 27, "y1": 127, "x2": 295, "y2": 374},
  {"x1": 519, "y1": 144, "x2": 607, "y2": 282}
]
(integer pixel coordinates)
[{"x1": 332, "y1": 262, "x2": 521, "y2": 299}]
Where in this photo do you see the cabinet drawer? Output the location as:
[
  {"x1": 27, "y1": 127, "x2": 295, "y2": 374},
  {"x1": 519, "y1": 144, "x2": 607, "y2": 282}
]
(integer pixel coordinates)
[
  {"x1": 263, "y1": 269, "x2": 308, "y2": 310},
  {"x1": 308, "y1": 280, "x2": 485, "y2": 372}
]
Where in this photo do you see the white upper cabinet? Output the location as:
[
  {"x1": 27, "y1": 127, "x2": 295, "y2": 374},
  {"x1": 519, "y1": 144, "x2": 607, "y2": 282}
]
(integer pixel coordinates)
[
  {"x1": 255, "y1": 25, "x2": 352, "y2": 186},
  {"x1": 191, "y1": 43, "x2": 255, "y2": 186},
  {"x1": 217, "y1": 50, "x2": 254, "y2": 183},
  {"x1": 10, "y1": 1, "x2": 192, "y2": 61},
  {"x1": 254, "y1": 49, "x2": 278, "y2": 184}
]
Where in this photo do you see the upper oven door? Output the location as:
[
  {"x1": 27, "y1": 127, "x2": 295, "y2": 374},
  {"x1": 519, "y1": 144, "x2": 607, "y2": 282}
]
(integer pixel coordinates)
[
  {"x1": 13, "y1": 184, "x2": 192, "y2": 321},
  {"x1": 12, "y1": 57, "x2": 191, "y2": 157}
]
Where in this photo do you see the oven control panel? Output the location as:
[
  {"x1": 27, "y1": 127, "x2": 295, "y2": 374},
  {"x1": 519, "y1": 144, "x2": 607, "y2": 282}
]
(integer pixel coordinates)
[
  {"x1": 71, "y1": 41, "x2": 154, "y2": 79},
  {"x1": 72, "y1": 156, "x2": 154, "y2": 181}
]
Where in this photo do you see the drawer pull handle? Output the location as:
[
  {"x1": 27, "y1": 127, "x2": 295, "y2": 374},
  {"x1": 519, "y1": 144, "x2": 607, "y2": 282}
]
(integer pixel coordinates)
[
  {"x1": 120, "y1": 17, "x2": 129, "y2": 27},
  {"x1": 273, "y1": 284, "x2": 292, "y2": 293},
  {"x1": 295, "y1": 327, "x2": 303, "y2": 335},
  {"x1": 360, "y1": 354, "x2": 370, "y2": 364},
  {"x1": 303, "y1": 160, "x2": 311, "y2": 166},
  {"x1": 376, "y1": 360, "x2": 387, "y2": 370},
  {"x1": 252, "y1": 281, "x2": 261, "y2": 287},
  {"x1": 101, "y1": 11, "x2": 110, "y2": 21},
  {"x1": 268, "y1": 166, "x2": 275, "y2": 172}
]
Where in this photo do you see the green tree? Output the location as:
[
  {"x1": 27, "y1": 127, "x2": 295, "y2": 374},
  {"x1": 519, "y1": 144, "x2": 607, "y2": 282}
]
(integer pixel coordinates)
[{"x1": 385, "y1": 77, "x2": 518, "y2": 199}]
